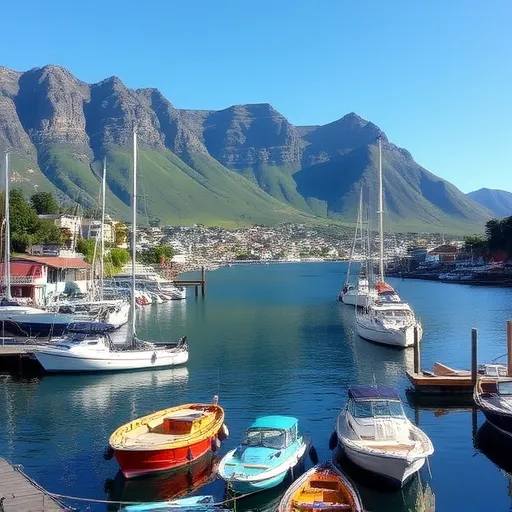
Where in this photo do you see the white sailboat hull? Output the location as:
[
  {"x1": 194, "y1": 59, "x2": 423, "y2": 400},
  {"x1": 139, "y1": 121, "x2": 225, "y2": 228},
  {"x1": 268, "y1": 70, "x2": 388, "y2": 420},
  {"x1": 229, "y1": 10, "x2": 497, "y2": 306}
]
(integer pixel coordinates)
[
  {"x1": 33, "y1": 347, "x2": 188, "y2": 373},
  {"x1": 355, "y1": 317, "x2": 421, "y2": 348},
  {"x1": 340, "y1": 441, "x2": 426, "y2": 487}
]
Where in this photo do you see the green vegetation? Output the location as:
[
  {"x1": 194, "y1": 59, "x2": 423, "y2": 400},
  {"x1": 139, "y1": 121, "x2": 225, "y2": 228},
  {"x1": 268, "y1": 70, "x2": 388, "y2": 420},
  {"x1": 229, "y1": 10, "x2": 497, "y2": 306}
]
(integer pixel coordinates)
[
  {"x1": 30, "y1": 192, "x2": 60, "y2": 214},
  {"x1": 1, "y1": 189, "x2": 62, "y2": 252},
  {"x1": 463, "y1": 216, "x2": 512, "y2": 258},
  {"x1": 105, "y1": 248, "x2": 131, "y2": 276},
  {"x1": 138, "y1": 245, "x2": 174, "y2": 264},
  {"x1": 76, "y1": 238, "x2": 96, "y2": 263}
]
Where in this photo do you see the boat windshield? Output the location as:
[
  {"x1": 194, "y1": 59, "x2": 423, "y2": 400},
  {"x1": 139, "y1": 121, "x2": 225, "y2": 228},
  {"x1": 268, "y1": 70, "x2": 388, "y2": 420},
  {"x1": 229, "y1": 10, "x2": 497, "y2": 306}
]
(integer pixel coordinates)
[
  {"x1": 243, "y1": 428, "x2": 287, "y2": 449},
  {"x1": 498, "y1": 381, "x2": 512, "y2": 396},
  {"x1": 352, "y1": 400, "x2": 405, "y2": 419}
]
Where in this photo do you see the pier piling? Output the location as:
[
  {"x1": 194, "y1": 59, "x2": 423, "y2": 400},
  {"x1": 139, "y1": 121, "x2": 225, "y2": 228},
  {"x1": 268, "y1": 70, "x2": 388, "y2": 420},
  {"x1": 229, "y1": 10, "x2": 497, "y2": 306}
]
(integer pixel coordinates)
[
  {"x1": 413, "y1": 326, "x2": 420, "y2": 374},
  {"x1": 201, "y1": 266, "x2": 206, "y2": 297},
  {"x1": 471, "y1": 328, "x2": 478, "y2": 386},
  {"x1": 507, "y1": 320, "x2": 512, "y2": 376}
]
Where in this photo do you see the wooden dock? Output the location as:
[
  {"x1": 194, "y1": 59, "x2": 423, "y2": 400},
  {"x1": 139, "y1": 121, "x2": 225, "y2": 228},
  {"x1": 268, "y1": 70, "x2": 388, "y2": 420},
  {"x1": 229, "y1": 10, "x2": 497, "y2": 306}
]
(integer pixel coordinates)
[
  {"x1": 0, "y1": 457, "x2": 68, "y2": 511},
  {"x1": 174, "y1": 266, "x2": 207, "y2": 297},
  {"x1": 0, "y1": 344, "x2": 42, "y2": 375}
]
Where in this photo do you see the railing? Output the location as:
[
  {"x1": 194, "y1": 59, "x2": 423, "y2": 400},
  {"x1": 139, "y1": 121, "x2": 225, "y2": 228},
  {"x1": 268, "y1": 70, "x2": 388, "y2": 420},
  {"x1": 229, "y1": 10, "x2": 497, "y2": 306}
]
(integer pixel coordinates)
[{"x1": 0, "y1": 275, "x2": 39, "y2": 284}]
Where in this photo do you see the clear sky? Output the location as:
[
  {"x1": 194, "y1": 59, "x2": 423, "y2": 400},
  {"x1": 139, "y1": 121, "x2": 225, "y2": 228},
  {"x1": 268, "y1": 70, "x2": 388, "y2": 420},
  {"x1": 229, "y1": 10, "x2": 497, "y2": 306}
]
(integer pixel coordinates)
[{"x1": 2, "y1": 0, "x2": 511, "y2": 193}]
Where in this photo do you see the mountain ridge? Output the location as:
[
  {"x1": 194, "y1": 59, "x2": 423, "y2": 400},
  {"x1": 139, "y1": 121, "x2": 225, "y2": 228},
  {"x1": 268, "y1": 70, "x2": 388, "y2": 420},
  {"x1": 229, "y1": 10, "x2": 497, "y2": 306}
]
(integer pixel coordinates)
[
  {"x1": 0, "y1": 64, "x2": 493, "y2": 232},
  {"x1": 467, "y1": 188, "x2": 512, "y2": 218}
]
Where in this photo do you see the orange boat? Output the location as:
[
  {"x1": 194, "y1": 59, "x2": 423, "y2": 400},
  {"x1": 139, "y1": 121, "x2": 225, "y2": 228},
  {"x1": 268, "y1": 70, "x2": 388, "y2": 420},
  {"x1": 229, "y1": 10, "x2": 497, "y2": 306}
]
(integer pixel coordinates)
[
  {"x1": 108, "y1": 399, "x2": 227, "y2": 478},
  {"x1": 278, "y1": 462, "x2": 363, "y2": 512}
]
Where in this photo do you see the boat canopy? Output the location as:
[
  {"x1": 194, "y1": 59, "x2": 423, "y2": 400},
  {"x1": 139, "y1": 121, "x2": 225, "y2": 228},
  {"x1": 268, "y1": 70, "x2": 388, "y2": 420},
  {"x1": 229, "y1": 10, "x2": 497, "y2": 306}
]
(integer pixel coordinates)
[
  {"x1": 348, "y1": 385, "x2": 400, "y2": 401},
  {"x1": 249, "y1": 415, "x2": 298, "y2": 430},
  {"x1": 375, "y1": 282, "x2": 396, "y2": 294},
  {"x1": 67, "y1": 321, "x2": 116, "y2": 334}
]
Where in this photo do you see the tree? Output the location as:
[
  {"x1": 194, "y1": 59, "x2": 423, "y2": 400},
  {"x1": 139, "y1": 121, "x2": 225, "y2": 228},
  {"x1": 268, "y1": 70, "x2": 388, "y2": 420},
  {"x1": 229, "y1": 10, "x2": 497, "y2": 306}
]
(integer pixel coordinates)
[
  {"x1": 109, "y1": 248, "x2": 131, "y2": 268},
  {"x1": 114, "y1": 223, "x2": 128, "y2": 247},
  {"x1": 138, "y1": 245, "x2": 175, "y2": 264},
  {"x1": 76, "y1": 238, "x2": 96, "y2": 263},
  {"x1": 30, "y1": 192, "x2": 60, "y2": 215}
]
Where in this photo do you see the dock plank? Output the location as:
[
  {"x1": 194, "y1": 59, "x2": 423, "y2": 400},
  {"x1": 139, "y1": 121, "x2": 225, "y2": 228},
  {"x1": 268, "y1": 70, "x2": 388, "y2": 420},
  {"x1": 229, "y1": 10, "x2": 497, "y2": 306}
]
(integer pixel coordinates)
[{"x1": 0, "y1": 457, "x2": 68, "y2": 511}]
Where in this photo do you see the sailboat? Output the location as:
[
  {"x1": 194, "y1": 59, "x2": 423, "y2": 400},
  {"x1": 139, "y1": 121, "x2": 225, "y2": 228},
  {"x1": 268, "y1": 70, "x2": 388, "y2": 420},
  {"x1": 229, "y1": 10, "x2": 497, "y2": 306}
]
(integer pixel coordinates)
[
  {"x1": 32, "y1": 131, "x2": 189, "y2": 372},
  {"x1": 339, "y1": 189, "x2": 376, "y2": 307},
  {"x1": 355, "y1": 137, "x2": 422, "y2": 348}
]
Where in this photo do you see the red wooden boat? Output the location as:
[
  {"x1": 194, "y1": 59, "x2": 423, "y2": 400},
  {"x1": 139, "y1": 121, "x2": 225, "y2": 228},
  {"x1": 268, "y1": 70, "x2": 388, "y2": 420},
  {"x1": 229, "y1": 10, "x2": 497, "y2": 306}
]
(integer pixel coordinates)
[{"x1": 108, "y1": 400, "x2": 227, "y2": 478}]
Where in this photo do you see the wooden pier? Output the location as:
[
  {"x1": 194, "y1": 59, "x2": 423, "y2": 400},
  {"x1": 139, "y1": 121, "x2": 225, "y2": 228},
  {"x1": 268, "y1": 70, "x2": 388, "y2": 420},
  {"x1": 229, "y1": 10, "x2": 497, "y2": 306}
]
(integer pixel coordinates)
[
  {"x1": 174, "y1": 266, "x2": 207, "y2": 297},
  {"x1": 407, "y1": 321, "x2": 512, "y2": 395},
  {"x1": 0, "y1": 457, "x2": 68, "y2": 511},
  {"x1": 0, "y1": 344, "x2": 42, "y2": 375}
]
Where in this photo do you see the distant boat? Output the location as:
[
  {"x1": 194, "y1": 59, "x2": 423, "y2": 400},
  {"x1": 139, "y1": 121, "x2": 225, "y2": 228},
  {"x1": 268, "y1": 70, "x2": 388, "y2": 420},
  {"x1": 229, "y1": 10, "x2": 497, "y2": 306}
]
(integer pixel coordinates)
[
  {"x1": 109, "y1": 399, "x2": 227, "y2": 478},
  {"x1": 332, "y1": 385, "x2": 434, "y2": 488},
  {"x1": 32, "y1": 130, "x2": 188, "y2": 372},
  {"x1": 218, "y1": 415, "x2": 307, "y2": 494},
  {"x1": 278, "y1": 461, "x2": 363, "y2": 512},
  {"x1": 355, "y1": 137, "x2": 422, "y2": 348},
  {"x1": 474, "y1": 376, "x2": 512, "y2": 438}
]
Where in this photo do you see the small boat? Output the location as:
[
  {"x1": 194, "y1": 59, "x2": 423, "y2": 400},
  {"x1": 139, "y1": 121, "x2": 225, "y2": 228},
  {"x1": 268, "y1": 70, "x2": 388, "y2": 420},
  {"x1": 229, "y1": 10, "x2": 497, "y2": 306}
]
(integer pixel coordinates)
[
  {"x1": 278, "y1": 461, "x2": 364, "y2": 512},
  {"x1": 333, "y1": 385, "x2": 433, "y2": 488},
  {"x1": 218, "y1": 415, "x2": 307, "y2": 494},
  {"x1": 121, "y1": 495, "x2": 225, "y2": 511},
  {"x1": 474, "y1": 376, "x2": 512, "y2": 438},
  {"x1": 109, "y1": 399, "x2": 227, "y2": 478}
]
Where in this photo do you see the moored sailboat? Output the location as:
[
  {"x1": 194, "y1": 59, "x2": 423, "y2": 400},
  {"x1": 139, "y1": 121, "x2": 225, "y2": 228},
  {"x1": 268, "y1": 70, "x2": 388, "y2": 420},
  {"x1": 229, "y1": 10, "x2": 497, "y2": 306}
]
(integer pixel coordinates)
[
  {"x1": 32, "y1": 130, "x2": 188, "y2": 373},
  {"x1": 355, "y1": 137, "x2": 422, "y2": 348}
]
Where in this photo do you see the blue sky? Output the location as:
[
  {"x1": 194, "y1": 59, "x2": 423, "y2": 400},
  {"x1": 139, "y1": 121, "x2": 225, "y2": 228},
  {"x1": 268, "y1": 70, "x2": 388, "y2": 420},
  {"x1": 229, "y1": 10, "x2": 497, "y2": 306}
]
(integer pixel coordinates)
[{"x1": 2, "y1": 0, "x2": 511, "y2": 193}]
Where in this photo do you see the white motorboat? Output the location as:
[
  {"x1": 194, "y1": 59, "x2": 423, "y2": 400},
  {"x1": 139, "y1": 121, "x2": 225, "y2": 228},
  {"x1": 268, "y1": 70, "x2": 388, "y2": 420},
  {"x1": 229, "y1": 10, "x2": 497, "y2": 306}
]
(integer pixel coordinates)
[
  {"x1": 333, "y1": 385, "x2": 433, "y2": 488},
  {"x1": 474, "y1": 376, "x2": 512, "y2": 438},
  {"x1": 355, "y1": 137, "x2": 422, "y2": 348},
  {"x1": 32, "y1": 131, "x2": 188, "y2": 373}
]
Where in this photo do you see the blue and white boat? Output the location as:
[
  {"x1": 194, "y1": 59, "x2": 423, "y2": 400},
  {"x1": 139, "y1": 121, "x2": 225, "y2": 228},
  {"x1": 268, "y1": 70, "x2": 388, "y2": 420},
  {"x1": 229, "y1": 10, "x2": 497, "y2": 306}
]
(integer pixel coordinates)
[
  {"x1": 121, "y1": 495, "x2": 224, "y2": 512},
  {"x1": 218, "y1": 416, "x2": 307, "y2": 494}
]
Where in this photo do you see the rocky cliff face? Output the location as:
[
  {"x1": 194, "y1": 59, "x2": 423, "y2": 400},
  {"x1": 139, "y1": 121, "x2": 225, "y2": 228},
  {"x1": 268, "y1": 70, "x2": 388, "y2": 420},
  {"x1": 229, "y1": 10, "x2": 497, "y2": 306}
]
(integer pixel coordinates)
[{"x1": 0, "y1": 63, "x2": 493, "y2": 231}]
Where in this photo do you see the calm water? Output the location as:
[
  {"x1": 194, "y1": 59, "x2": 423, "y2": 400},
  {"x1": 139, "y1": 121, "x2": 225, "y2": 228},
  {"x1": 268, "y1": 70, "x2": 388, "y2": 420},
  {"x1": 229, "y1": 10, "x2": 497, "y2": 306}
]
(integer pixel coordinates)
[{"x1": 2, "y1": 262, "x2": 512, "y2": 511}]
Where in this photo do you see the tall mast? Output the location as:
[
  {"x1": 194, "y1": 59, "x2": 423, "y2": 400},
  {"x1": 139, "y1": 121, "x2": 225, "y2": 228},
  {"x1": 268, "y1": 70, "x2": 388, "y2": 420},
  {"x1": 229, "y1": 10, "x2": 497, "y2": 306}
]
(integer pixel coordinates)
[
  {"x1": 378, "y1": 136, "x2": 384, "y2": 282},
  {"x1": 99, "y1": 158, "x2": 106, "y2": 301},
  {"x1": 4, "y1": 152, "x2": 11, "y2": 300},
  {"x1": 345, "y1": 189, "x2": 362, "y2": 285},
  {"x1": 131, "y1": 130, "x2": 137, "y2": 341}
]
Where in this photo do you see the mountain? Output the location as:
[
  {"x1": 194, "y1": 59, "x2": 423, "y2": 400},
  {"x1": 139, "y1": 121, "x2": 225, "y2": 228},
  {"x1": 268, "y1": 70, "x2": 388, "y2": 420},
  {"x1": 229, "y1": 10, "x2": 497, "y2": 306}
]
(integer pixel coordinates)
[
  {"x1": 0, "y1": 64, "x2": 493, "y2": 232},
  {"x1": 467, "y1": 188, "x2": 512, "y2": 218}
]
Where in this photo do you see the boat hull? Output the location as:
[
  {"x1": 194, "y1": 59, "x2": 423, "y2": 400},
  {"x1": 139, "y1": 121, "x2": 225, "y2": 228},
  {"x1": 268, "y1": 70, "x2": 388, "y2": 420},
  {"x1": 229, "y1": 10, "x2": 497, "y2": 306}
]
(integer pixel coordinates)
[
  {"x1": 227, "y1": 471, "x2": 289, "y2": 494},
  {"x1": 33, "y1": 348, "x2": 188, "y2": 373},
  {"x1": 114, "y1": 438, "x2": 215, "y2": 479},
  {"x1": 481, "y1": 410, "x2": 512, "y2": 438},
  {"x1": 339, "y1": 440, "x2": 425, "y2": 488},
  {"x1": 355, "y1": 319, "x2": 421, "y2": 348}
]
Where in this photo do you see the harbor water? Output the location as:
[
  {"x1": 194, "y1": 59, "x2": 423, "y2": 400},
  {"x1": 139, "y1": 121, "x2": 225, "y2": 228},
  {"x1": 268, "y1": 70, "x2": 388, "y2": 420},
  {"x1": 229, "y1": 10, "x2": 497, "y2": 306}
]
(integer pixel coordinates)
[{"x1": 1, "y1": 262, "x2": 512, "y2": 511}]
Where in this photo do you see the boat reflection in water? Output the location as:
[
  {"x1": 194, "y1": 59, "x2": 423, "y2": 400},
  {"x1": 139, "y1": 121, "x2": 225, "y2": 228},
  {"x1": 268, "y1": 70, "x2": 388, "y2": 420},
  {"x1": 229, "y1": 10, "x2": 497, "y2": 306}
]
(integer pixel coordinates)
[
  {"x1": 475, "y1": 420, "x2": 512, "y2": 473},
  {"x1": 106, "y1": 451, "x2": 220, "y2": 508},
  {"x1": 332, "y1": 445, "x2": 435, "y2": 511}
]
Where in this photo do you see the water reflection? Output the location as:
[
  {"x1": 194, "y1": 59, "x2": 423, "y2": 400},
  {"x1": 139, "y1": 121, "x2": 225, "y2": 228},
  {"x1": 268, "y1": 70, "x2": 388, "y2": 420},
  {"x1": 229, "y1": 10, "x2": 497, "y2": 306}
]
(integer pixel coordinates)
[
  {"x1": 475, "y1": 421, "x2": 512, "y2": 473},
  {"x1": 105, "y1": 452, "x2": 220, "y2": 509}
]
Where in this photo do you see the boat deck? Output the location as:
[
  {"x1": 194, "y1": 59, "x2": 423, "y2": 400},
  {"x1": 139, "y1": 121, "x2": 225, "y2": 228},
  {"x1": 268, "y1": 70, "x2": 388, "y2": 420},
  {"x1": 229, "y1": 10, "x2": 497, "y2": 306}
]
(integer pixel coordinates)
[{"x1": 0, "y1": 457, "x2": 68, "y2": 511}]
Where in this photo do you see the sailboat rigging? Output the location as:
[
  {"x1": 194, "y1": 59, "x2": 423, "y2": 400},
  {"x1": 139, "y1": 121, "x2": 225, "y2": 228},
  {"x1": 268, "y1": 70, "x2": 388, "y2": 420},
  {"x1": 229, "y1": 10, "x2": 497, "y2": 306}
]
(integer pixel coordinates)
[
  {"x1": 32, "y1": 131, "x2": 189, "y2": 372},
  {"x1": 354, "y1": 136, "x2": 423, "y2": 348}
]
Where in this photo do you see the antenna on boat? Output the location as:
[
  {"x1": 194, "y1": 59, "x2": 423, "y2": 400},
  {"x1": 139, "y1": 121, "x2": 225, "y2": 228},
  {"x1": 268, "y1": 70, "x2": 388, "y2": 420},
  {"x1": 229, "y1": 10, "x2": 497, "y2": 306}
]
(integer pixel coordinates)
[{"x1": 4, "y1": 151, "x2": 11, "y2": 300}]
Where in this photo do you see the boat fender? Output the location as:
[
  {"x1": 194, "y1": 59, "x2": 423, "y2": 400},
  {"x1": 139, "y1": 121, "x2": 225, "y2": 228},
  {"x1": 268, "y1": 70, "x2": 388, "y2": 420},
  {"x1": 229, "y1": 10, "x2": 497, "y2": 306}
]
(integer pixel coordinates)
[
  {"x1": 211, "y1": 437, "x2": 221, "y2": 452},
  {"x1": 309, "y1": 445, "x2": 319, "y2": 465},
  {"x1": 218, "y1": 423, "x2": 229, "y2": 441},
  {"x1": 103, "y1": 446, "x2": 114, "y2": 461},
  {"x1": 328, "y1": 431, "x2": 338, "y2": 451},
  {"x1": 187, "y1": 447, "x2": 193, "y2": 461},
  {"x1": 151, "y1": 352, "x2": 157, "y2": 364}
]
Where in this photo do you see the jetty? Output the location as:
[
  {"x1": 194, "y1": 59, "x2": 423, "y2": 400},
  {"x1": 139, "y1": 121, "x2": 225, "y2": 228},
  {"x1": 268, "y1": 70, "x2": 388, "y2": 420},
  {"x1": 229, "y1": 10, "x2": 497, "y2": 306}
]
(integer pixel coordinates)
[
  {"x1": 0, "y1": 457, "x2": 68, "y2": 511},
  {"x1": 0, "y1": 343, "x2": 43, "y2": 375},
  {"x1": 406, "y1": 322, "x2": 512, "y2": 395}
]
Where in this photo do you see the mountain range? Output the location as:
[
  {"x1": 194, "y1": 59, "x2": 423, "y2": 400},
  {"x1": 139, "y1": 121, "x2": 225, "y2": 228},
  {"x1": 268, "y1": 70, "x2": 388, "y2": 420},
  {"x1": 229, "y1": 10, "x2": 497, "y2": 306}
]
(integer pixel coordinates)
[
  {"x1": 467, "y1": 188, "x2": 512, "y2": 218},
  {"x1": 0, "y1": 64, "x2": 495, "y2": 232}
]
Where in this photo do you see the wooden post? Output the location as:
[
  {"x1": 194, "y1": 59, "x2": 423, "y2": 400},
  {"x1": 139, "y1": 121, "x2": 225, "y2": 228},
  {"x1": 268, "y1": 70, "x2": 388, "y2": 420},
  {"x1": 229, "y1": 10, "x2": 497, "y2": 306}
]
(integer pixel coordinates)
[
  {"x1": 507, "y1": 320, "x2": 512, "y2": 377},
  {"x1": 201, "y1": 266, "x2": 206, "y2": 297},
  {"x1": 413, "y1": 326, "x2": 420, "y2": 374},
  {"x1": 195, "y1": 285, "x2": 198, "y2": 297},
  {"x1": 471, "y1": 328, "x2": 478, "y2": 386}
]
